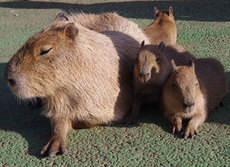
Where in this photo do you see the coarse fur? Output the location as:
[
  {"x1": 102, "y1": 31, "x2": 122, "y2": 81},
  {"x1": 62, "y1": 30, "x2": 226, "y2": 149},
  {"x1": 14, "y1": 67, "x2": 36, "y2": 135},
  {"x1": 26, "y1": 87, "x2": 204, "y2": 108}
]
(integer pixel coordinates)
[
  {"x1": 5, "y1": 13, "x2": 150, "y2": 156},
  {"x1": 56, "y1": 11, "x2": 147, "y2": 38},
  {"x1": 125, "y1": 42, "x2": 195, "y2": 124},
  {"x1": 143, "y1": 7, "x2": 177, "y2": 45},
  {"x1": 161, "y1": 58, "x2": 227, "y2": 138}
]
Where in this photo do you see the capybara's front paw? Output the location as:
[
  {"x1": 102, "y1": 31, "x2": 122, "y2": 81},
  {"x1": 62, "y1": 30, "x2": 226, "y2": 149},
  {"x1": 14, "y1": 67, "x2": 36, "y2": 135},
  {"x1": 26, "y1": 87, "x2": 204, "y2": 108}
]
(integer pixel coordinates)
[
  {"x1": 172, "y1": 124, "x2": 182, "y2": 134},
  {"x1": 40, "y1": 136, "x2": 67, "y2": 157},
  {"x1": 171, "y1": 118, "x2": 182, "y2": 134},
  {"x1": 183, "y1": 124, "x2": 198, "y2": 138}
]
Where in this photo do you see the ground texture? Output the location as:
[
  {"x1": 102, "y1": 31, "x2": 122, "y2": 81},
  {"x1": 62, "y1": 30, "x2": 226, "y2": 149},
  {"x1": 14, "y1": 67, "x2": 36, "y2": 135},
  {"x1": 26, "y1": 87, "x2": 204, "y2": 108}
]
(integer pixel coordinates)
[{"x1": 0, "y1": 0, "x2": 229, "y2": 166}]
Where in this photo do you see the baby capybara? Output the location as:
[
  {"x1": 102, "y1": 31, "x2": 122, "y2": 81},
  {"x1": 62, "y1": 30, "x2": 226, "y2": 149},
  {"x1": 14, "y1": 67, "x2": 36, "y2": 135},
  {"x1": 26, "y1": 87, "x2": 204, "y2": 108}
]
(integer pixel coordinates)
[
  {"x1": 162, "y1": 59, "x2": 227, "y2": 138},
  {"x1": 125, "y1": 42, "x2": 195, "y2": 124},
  {"x1": 143, "y1": 7, "x2": 177, "y2": 45},
  {"x1": 5, "y1": 12, "x2": 150, "y2": 156}
]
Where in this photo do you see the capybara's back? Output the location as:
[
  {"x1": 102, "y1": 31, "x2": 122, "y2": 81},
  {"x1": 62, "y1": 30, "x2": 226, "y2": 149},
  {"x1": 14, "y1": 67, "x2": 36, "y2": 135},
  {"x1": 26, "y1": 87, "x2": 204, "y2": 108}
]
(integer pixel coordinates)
[
  {"x1": 164, "y1": 44, "x2": 195, "y2": 64},
  {"x1": 143, "y1": 7, "x2": 177, "y2": 45},
  {"x1": 68, "y1": 12, "x2": 128, "y2": 31},
  {"x1": 68, "y1": 12, "x2": 146, "y2": 42},
  {"x1": 195, "y1": 58, "x2": 227, "y2": 111}
]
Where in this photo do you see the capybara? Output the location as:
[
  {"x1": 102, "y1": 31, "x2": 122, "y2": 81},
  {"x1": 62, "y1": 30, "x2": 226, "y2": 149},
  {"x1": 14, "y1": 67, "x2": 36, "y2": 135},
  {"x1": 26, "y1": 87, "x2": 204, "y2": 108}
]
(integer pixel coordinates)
[
  {"x1": 29, "y1": 12, "x2": 149, "y2": 109},
  {"x1": 143, "y1": 7, "x2": 177, "y2": 45},
  {"x1": 125, "y1": 42, "x2": 195, "y2": 124},
  {"x1": 161, "y1": 59, "x2": 227, "y2": 138},
  {"x1": 5, "y1": 12, "x2": 150, "y2": 156}
]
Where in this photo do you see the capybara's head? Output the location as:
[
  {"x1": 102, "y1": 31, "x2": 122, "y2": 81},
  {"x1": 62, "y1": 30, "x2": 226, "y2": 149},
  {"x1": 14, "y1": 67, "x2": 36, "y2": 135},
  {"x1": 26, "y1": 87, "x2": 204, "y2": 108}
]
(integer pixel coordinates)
[
  {"x1": 134, "y1": 41, "x2": 171, "y2": 84},
  {"x1": 154, "y1": 6, "x2": 174, "y2": 21},
  {"x1": 170, "y1": 60, "x2": 200, "y2": 113},
  {"x1": 5, "y1": 20, "x2": 79, "y2": 99}
]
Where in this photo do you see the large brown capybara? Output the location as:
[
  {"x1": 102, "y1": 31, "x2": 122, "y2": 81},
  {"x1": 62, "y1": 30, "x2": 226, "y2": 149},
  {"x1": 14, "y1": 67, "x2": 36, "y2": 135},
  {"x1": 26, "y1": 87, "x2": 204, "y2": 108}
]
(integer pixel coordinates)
[
  {"x1": 28, "y1": 11, "x2": 152, "y2": 109},
  {"x1": 143, "y1": 7, "x2": 177, "y2": 45},
  {"x1": 125, "y1": 42, "x2": 195, "y2": 124},
  {"x1": 162, "y1": 59, "x2": 227, "y2": 138},
  {"x1": 5, "y1": 12, "x2": 150, "y2": 156}
]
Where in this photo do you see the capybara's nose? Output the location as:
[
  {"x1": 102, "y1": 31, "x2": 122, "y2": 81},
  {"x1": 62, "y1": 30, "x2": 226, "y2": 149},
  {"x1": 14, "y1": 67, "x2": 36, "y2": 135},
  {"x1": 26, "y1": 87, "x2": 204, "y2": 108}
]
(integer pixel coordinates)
[
  {"x1": 140, "y1": 65, "x2": 150, "y2": 77},
  {"x1": 183, "y1": 100, "x2": 195, "y2": 108},
  {"x1": 8, "y1": 78, "x2": 16, "y2": 87},
  {"x1": 139, "y1": 72, "x2": 150, "y2": 77}
]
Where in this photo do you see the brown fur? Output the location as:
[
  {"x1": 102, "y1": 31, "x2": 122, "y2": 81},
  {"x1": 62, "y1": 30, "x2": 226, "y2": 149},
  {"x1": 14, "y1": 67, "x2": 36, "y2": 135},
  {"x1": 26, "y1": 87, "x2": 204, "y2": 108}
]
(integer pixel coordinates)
[
  {"x1": 68, "y1": 12, "x2": 135, "y2": 32},
  {"x1": 5, "y1": 12, "x2": 150, "y2": 156},
  {"x1": 143, "y1": 7, "x2": 177, "y2": 45},
  {"x1": 125, "y1": 42, "x2": 195, "y2": 124},
  {"x1": 162, "y1": 58, "x2": 227, "y2": 138}
]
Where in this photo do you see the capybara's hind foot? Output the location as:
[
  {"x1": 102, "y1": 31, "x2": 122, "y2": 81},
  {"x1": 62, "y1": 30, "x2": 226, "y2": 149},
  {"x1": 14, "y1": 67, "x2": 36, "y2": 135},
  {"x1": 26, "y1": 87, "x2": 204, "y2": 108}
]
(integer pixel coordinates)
[
  {"x1": 123, "y1": 115, "x2": 138, "y2": 125},
  {"x1": 40, "y1": 135, "x2": 67, "y2": 157}
]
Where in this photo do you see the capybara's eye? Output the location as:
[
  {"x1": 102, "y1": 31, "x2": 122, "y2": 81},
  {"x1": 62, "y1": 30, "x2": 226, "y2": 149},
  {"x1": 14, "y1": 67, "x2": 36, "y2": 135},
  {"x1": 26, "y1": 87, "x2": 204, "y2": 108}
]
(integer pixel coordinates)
[
  {"x1": 196, "y1": 82, "x2": 199, "y2": 86},
  {"x1": 156, "y1": 57, "x2": 160, "y2": 62},
  {"x1": 173, "y1": 83, "x2": 178, "y2": 89},
  {"x1": 40, "y1": 46, "x2": 53, "y2": 56}
]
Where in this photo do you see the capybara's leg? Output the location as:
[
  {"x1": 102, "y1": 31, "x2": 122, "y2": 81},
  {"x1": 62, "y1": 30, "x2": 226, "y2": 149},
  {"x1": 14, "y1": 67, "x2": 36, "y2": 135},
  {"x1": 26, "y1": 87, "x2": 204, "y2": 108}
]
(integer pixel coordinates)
[
  {"x1": 40, "y1": 117, "x2": 70, "y2": 157},
  {"x1": 124, "y1": 96, "x2": 141, "y2": 124},
  {"x1": 183, "y1": 112, "x2": 206, "y2": 138},
  {"x1": 168, "y1": 116, "x2": 182, "y2": 134}
]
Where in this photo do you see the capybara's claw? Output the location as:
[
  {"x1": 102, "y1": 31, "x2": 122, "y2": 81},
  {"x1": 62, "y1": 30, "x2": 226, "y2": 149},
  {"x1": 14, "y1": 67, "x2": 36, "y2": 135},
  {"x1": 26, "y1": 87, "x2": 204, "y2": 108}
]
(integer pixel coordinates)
[
  {"x1": 172, "y1": 126, "x2": 183, "y2": 135},
  {"x1": 172, "y1": 126, "x2": 176, "y2": 134},
  {"x1": 183, "y1": 125, "x2": 198, "y2": 139},
  {"x1": 172, "y1": 120, "x2": 182, "y2": 135},
  {"x1": 40, "y1": 136, "x2": 67, "y2": 157}
]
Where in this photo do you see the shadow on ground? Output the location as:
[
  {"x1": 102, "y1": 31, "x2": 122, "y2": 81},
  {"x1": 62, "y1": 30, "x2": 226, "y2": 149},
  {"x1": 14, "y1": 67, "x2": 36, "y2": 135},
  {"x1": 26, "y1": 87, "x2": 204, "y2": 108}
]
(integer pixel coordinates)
[{"x1": 0, "y1": 0, "x2": 230, "y2": 22}]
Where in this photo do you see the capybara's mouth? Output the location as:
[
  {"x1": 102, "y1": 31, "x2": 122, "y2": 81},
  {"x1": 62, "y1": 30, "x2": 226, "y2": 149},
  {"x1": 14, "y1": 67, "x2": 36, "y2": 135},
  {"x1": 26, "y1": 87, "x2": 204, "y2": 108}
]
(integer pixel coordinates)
[
  {"x1": 141, "y1": 75, "x2": 151, "y2": 83},
  {"x1": 183, "y1": 105, "x2": 195, "y2": 113},
  {"x1": 6, "y1": 78, "x2": 34, "y2": 100}
]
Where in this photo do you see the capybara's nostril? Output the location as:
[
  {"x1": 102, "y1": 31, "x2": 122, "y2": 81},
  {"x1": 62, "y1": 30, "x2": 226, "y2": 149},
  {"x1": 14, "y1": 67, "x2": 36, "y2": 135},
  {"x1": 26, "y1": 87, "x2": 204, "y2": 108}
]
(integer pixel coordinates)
[
  {"x1": 183, "y1": 101, "x2": 195, "y2": 108},
  {"x1": 8, "y1": 79, "x2": 16, "y2": 87},
  {"x1": 140, "y1": 72, "x2": 150, "y2": 77},
  {"x1": 183, "y1": 102, "x2": 187, "y2": 108}
]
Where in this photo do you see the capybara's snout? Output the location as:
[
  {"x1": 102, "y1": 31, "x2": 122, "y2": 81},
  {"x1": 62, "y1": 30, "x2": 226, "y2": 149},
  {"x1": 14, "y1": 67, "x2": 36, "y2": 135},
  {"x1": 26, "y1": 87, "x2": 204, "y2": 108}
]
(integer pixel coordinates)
[
  {"x1": 183, "y1": 98, "x2": 195, "y2": 108},
  {"x1": 139, "y1": 65, "x2": 151, "y2": 82},
  {"x1": 5, "y1": 61, "x2": 15, "y2": 87},
  {"x1": 5, "y1": 59, "x2": 20, "y2": 91},
  {"x1": 183, "y1": 97, "x2": 195, "y2": 113}
]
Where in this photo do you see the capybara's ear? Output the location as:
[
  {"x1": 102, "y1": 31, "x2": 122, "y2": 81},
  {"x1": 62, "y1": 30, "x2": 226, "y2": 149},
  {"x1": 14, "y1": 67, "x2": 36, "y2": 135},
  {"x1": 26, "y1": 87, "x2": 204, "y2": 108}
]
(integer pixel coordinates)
[
  {"x1": 159, "y1": 41, "x2": 165, "y2": 52},
  {"x1": 55, "y1": 12, "x2": 69, "y2": 21},
  {"x1": 169, "y1": 6, "x2": 173, "y2": 16},
  {"x1": 188, "y1": 59, "x2": 195, "y2": 69},
  {"x1": 64, "y1": 23, "x2": 79, "y2": 41},
  {"x1": 141, "y1": 41, "x2": 145, "y2": 48},
  {"x1": 171, "y1": 60, "x2": 177, "y2": 70},
  {"x1": 154, "y1": 7, "x2": 159, "y2": 16}
]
